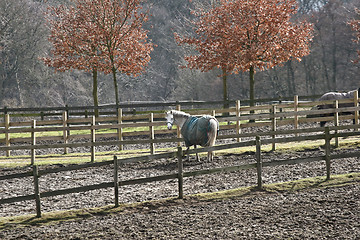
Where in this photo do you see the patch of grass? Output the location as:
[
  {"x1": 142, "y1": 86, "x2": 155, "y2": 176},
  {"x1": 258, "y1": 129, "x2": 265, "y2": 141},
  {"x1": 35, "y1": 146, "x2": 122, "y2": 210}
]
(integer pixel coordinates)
[
  {"x1": 192, "y1": 173, "x2": 360, "y2": 201},
  {"x1": 263, "y1": 173, "x2": 360, "y2": 192},
  {"x1": 214, "y1": 136, "x2": 360, "y2": 156},
  {"x1": 0, "y1": 125, "x2": 170, "y2": 140},
  {"x1": 1, "y1": 173, "x2": 358, "y2": 230},
  {"x1": 1, "y1": 135, "x2": 359, "y2": 168},
  {"x1": 0, "y1": 202, "x2": 140, "y2": 230},
  {"x1": 0, "y1": 147, "x2": 174, "y2": 168}
]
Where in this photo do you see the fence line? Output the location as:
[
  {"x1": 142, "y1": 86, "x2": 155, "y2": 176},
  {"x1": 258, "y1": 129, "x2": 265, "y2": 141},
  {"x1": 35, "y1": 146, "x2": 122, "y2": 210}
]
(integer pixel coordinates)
[
  {"x1": 0, "y1": 95, "x2": 323, "y2": 120},
  {"x1": 0, "y1": 94, "x2": 359, "y2": 163},
  {"x1": 1, "y1": 96, "x2": 358, "y2": 127},
  {"x1": 1, "y1": 126, "x2": 359, "y2": 217},
  {"x1": 0, "y1": 94, "x2": 356, "y2": 126}
]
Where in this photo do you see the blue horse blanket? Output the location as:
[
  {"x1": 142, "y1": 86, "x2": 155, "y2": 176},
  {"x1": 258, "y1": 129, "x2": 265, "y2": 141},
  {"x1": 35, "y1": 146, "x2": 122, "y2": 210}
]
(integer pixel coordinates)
[{"x1": 181, "y1": 115, "x2": 218, "y2": 147}]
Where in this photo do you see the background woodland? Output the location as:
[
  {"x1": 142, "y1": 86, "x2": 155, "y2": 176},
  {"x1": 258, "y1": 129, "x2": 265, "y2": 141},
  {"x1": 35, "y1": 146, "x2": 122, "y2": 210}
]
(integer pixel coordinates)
[{"x1": 0, "y1": 0, "x2": 360, "y2": 108}]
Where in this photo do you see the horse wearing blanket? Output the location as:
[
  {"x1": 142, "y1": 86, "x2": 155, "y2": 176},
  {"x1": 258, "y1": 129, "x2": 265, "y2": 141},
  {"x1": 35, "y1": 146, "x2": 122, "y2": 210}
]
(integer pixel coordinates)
[
  {"x1": 315, "y1": 88, "x2": 359, "y2": 127},
  {"x1": 165, "y1": 110, "x2": 219, "y2": 161}
]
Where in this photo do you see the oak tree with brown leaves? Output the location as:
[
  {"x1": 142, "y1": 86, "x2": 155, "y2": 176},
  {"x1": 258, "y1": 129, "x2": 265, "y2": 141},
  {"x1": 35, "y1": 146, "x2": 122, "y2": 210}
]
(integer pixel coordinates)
[
  {"x1": 175, "y1": 0, "x2": 314, "y2": 109},
  {"x1": 348, "y1": 8, "x2": 360, "y2": 63},
  {"x1": 43, "y1": 0, "x2": 154, "y2": 110}
]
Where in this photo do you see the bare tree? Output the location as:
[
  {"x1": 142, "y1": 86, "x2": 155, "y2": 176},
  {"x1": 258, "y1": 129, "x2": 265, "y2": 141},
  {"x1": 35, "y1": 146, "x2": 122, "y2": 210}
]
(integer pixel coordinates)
[{"x1": 0, "y1": 0, "x2": 49, "y2": 106}]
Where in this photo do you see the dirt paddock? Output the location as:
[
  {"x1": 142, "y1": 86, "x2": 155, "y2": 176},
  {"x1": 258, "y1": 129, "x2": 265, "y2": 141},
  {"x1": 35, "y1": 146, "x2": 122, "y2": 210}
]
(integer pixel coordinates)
[
  {"x1": 1, "y1": 144, "x2": 360, "y2": 239},
  {"x1": 1, "y1": 183, "x2": 359, "y2": 239}
]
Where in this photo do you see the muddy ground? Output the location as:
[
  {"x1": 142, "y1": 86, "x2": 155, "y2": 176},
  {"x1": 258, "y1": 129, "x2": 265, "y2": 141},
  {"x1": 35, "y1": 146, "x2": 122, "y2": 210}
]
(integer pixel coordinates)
[
  {"x1": 1, "y1": 183, "x2": 359, "y2": 239},
  {"x1": 0, "y1": 124, "x2": 360, "y2": 239}
]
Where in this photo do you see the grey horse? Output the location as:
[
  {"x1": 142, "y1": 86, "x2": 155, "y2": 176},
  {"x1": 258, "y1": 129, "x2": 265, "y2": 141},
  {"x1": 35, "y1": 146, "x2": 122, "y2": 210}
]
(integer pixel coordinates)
[
  {"x1": 316, "y1": 88, "x2": 359, "y2": 127},
  {"x1": 165, "y1": 110, "x2": 219, "y2": 161}
]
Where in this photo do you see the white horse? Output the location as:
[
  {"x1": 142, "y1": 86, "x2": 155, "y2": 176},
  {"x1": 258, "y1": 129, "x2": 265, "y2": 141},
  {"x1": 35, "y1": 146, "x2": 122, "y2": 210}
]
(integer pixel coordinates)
[
  {"x1": 317, "y1": 88, "x2": 359, "y2": 127},
  {"x1": 165, "y1": 110, "x2": 219, "y2": 161}
]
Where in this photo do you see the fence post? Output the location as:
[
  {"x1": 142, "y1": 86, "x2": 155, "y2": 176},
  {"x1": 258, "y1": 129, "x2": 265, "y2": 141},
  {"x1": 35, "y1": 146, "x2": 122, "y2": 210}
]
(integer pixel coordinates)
[
  {"x1": 177, "y1": 146, "x2": 184, "y2": 199},
  {"x1": 65, "y1": 105, "x2": 70, "y2": 136},
  {"x1": 149, "y1": 113, "x2": 155, "y2": 154},
  {"x1": 62, "y1": 112, "x2": 68, "y2": 154},
  {"x1": 294, "y1": 95, "x2": 299, "y2": 136},
  {"x1": 33, "y1": 165, "x2": 41, "y2": 218},
  {"x1": 354, "y1": 90, "x2": 359, "y2": 128},
  {"x1": 132, "y1": 108, "x2": 136, "y2": 123},
  {"x1": 236, "y1": 100, "x2": 241, "y2": 142},
  {"x1": 334, "y1": 100, "x2": 339, "y2": 148},
  {"x1": 5, "y1": 113, "x2": 10, "y2": 157},
  {"x1": 256, "y1": 136, "x2": 262, "y2": 189},
  {"x1": 91, "y1": 116, "x2": 96, "y2": 162},
  {"x1": 113, "y1": 156, "x2": 119, "y2": 207},
  {"x1": 117, "y1": 108, "x2": 123, "y2": 151},
  {"x1": 279, "y1": 98, "x2": 283, "y2": 120},
  {"x1": 176, "y1": 105, "x2": 181, "y2": 147},
  {"x1": 31, "y1": 120, "x2": 36, "y2": 165},
  {"x1": 271, "y1": 105, "x2": 277, "y2": 151},
  {"x1": 325, "y1": 127, "x2": 331, "y2": 180}
]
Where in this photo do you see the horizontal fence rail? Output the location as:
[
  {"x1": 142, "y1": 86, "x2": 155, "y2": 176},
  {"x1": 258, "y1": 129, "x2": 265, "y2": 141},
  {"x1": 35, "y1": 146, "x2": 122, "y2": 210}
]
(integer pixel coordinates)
[{"x1": 1, "y1": 125, "x2": 359, "y2": 217}]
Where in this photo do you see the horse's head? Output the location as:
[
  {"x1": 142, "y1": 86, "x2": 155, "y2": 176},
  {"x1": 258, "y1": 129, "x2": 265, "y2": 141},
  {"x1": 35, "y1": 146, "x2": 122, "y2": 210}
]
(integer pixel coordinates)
[
  {"x1": 165, "y1": 110, "x2": 174, "y2": 130},
  {"x1": 165, "y1": 110, "x2": 190, "y2": 130}
]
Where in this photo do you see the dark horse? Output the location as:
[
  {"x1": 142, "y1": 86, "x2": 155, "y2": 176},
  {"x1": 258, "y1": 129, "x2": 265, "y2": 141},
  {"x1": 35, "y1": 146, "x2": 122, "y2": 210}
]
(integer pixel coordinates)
[
  {"x1": 314, "y1": 88, "x2": 359, "y2": 127},
  {"x1": 165, "y1": 110, "x2": 219, "y2": 161}
]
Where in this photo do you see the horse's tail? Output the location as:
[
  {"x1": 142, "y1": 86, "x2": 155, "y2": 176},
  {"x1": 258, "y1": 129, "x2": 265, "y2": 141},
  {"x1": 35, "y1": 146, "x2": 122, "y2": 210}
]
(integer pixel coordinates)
[{"x1": 206, "y1": 118, "x2": 219, "y2": 147}]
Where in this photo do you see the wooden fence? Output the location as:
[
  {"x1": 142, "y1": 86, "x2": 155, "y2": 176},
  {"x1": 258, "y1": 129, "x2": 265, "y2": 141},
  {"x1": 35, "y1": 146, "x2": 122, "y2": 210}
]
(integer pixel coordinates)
[
  {"x1": 1, "y1": 124, "x2": 359, "y2": 218},
  {"x1": 0, "y1": 94, "x2": 359, "y2": 163},
  {"x1": 0, "y1": 95, "x2": 322, "y2": 120}
]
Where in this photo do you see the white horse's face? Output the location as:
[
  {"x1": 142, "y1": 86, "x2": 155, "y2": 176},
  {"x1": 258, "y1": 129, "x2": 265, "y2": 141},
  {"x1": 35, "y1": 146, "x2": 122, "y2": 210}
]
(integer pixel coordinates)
[{"x1": 165, "y1": 111, "x2": 174, "y2": 130}]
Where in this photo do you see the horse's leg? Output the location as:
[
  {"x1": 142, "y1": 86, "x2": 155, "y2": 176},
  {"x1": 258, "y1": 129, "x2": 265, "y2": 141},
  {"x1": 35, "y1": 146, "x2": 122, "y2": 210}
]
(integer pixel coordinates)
[
  {"x1": 194, "y1": 145, "x2": 200, "y2": 161},
  {"x1": 211, "y1": 149, "x2": 215, "y2": 160},
  {"x1": 185, "y1": 147, "x2": 190, "y2": 161},
  {"x1": 207, "y1": 151, "x2": 213, "y2": 162},
  {"x1": 320, "y1": 121, "x2": 326, "y2": 127}
]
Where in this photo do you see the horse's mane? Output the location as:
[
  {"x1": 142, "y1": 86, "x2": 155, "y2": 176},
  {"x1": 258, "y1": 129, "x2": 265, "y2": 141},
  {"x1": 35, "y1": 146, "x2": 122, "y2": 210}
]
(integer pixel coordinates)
[{"x1": 168, "y1": 110, "x2": 191, "y2": 118}]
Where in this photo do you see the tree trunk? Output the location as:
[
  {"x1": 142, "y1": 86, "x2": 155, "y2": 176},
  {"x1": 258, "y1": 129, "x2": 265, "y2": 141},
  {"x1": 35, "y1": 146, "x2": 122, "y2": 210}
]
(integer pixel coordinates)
[
  {"x1": 112, "y1": 67, "x2": 120, "y2": 106},
  {"x1": 315, "y1": 24, "x2": 330, "y2": 91},
  {"x1": 249, "y1": 66, "x2": 255, "y2": 122},
  {"x1": 249, "y1": 65, "x2": 255, "y2": 108},
  {"x1": 331, "y1": 25, "x2": 337, "y2": 90},
  {"x1": 286, "y1": 61, "x2": 295, "y2": 95},
  {"x1": 222, "y1": 68, "x2": 229, "y2": 112},
  {"x1": 92, "y1": 69, "x2": 99, "y2": 117}
]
